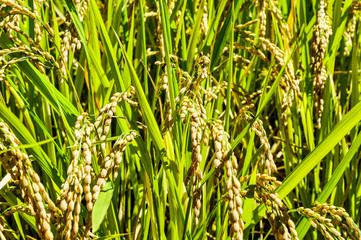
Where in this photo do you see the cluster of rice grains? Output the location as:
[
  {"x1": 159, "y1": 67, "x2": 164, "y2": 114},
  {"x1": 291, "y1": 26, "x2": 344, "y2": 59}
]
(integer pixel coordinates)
[
  {"x1": 57, "y1": 89, "x2": 138, "y2": 239},
  {"x1": 240, "y1": 174, "x2": 298, "y2": 240},
  {"x1": 242, "y1": 0, "x2": 301, "y2": 120},
  {"x1": 0, "y1": 88, "x2": 137, "y2": 239},
  {"x1": 172, "y1": 53, "x2": 245, "y2": 238},
  {"x1": 310, "y1": 0, "x2": 332, "y2": 129},
  {"x1": 58, "y1": 0, "x2": 88, "y2": 83},
  {"x1": 211, "y1": 120, "x2": 244, "y2": 239},
  {"x1": 343, "y1": 1, "x2": 361, "y2": 56},
  {"x1": 177, "y1": 55, "x2": 209, "y2": 225},
  {"x1": 251, "y1": 119, "x2": 277, "y2": 175},
  {"x1": 224, "y1": 154, "x2": 244, "y2": 239},
  {"x1": 0, "y1": 0, "x2": 61, "y2": 81},
  {"x1": 238, "y1": 111, "x2": 298, "y2": 240},
  {"x1": 298, "y1": 202, "x2": 361, "y2": 240},
  {"x1": 0, "y1": 121, "x2": 58, "y2": 240},
  {"x1": 0, "y1": 0, "x2": 87, "y2": 84}
]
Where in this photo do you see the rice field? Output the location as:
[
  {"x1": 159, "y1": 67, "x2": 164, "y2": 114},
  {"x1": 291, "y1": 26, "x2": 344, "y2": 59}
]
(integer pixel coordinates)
[{"x1": 0, "y1": 0, "x2": 360, "y2": 239}]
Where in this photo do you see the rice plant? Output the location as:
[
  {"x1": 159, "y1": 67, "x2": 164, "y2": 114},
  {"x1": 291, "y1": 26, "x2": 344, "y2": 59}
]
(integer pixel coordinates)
[{"x1": 0, "y1": 0, "x2": 360, "y2": 239}]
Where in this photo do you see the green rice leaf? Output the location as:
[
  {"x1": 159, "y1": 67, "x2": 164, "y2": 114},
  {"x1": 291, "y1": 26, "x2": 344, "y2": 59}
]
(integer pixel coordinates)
[{"x1": 92, "y1": 182, "x2": 114, "y2": 232}]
